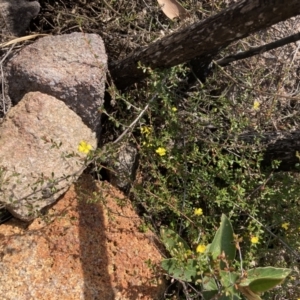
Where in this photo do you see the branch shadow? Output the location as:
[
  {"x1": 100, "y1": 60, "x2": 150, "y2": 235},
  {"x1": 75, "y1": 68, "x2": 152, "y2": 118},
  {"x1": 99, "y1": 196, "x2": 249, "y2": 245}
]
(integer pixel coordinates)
[
  {"x1": 76, "y1": 175, "x2": 166, "y2": 300},
  {"x1": 75, "y1": 175, "x2": 116, "y2": 300}
]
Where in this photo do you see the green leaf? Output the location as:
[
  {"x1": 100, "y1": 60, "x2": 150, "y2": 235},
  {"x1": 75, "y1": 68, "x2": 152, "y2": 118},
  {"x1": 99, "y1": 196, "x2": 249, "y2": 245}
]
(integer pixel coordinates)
[
  {"x1": 239, "y1": 267, "x2": 291, "y2": 293},
  {"x1": 202, "y1": 290, "x2": 219, "y2": 300},
  {"x1": 202, "y1": 276, "x2": 218, "y2": 291},
  {"x1": 161, "y1": 258, "x2": 198, "y2": 282},
  {"x1": 209, "y1": 214, "x2": 236, "y2": 264},
  {"x1": 250, "y1": 278, "x2": 284, "y2": 293},
  {"x1": 201, "y1": 277, "x2": 219, "y2": 299},
  {"x1": 237, "y1": 285, "x2": 261, "y2": 300},
  {"x1": 160, "y1": 227, "x2": 190, "y2": 255},
  {"x1": 201, "y1": 272, "x2": 241, "y2": 299},
  {"x1": 220, "y1": 270, "x2": 240, "y2": 298}
]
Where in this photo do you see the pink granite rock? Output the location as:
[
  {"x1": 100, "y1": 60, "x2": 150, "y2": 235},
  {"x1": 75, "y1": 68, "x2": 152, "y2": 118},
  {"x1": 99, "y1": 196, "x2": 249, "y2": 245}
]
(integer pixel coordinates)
[
  {"x1": 0, "y1": 175, "x2": 166, "y2": 300},
  {"x1": 0, "y1": 91, "x2": 97, "y2": 221}
]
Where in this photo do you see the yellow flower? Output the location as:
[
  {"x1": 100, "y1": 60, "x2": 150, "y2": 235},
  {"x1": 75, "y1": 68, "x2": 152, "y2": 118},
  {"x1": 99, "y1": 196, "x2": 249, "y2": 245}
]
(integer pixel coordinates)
[
  {"x1": 251, "y1": 236, "x2": 259, "y2": 244},
  {"x1": 194, "y1": 208, "x2": 203, "y2": 216},
  {"x1": 78, "y1": 141, "x2": 93, "y2": 154},
  {"x1": 156, "y1": 147, "x2": 166, "y2": 156},
  {"x1": 196, "y1": 244, "x2": 206, "y2": 253},
  {"x1": 281, "y1": 222, "x2": 290, "y2": 230},
  {"x1": 171, "y1": 107, "x2": 177, "y2": 112},
  {"x1": 253, "y1": 100, "x2": 260, "y2": 110},
  {"x1": 140, "y1": 126, "x2": 152, "y2": 136}
]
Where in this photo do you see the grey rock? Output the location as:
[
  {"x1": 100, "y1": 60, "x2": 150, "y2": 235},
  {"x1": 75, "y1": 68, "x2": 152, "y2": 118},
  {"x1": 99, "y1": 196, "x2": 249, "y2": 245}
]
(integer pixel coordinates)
[
  {"x1": 0, "y1": 91, "x2": 97, "y2": 221},
  {"x1": 0, "y1": 0, "x2": 39, "y2": 119},
  {"x1": 109, "y1": 143, "x2": 139, "y2": 192},
  {"x1": 0, "y1": 0, "x2": 40, "y2": 37},
  {"x1": 6, "y1": 32, "x2": 107, "y2": 134}
]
